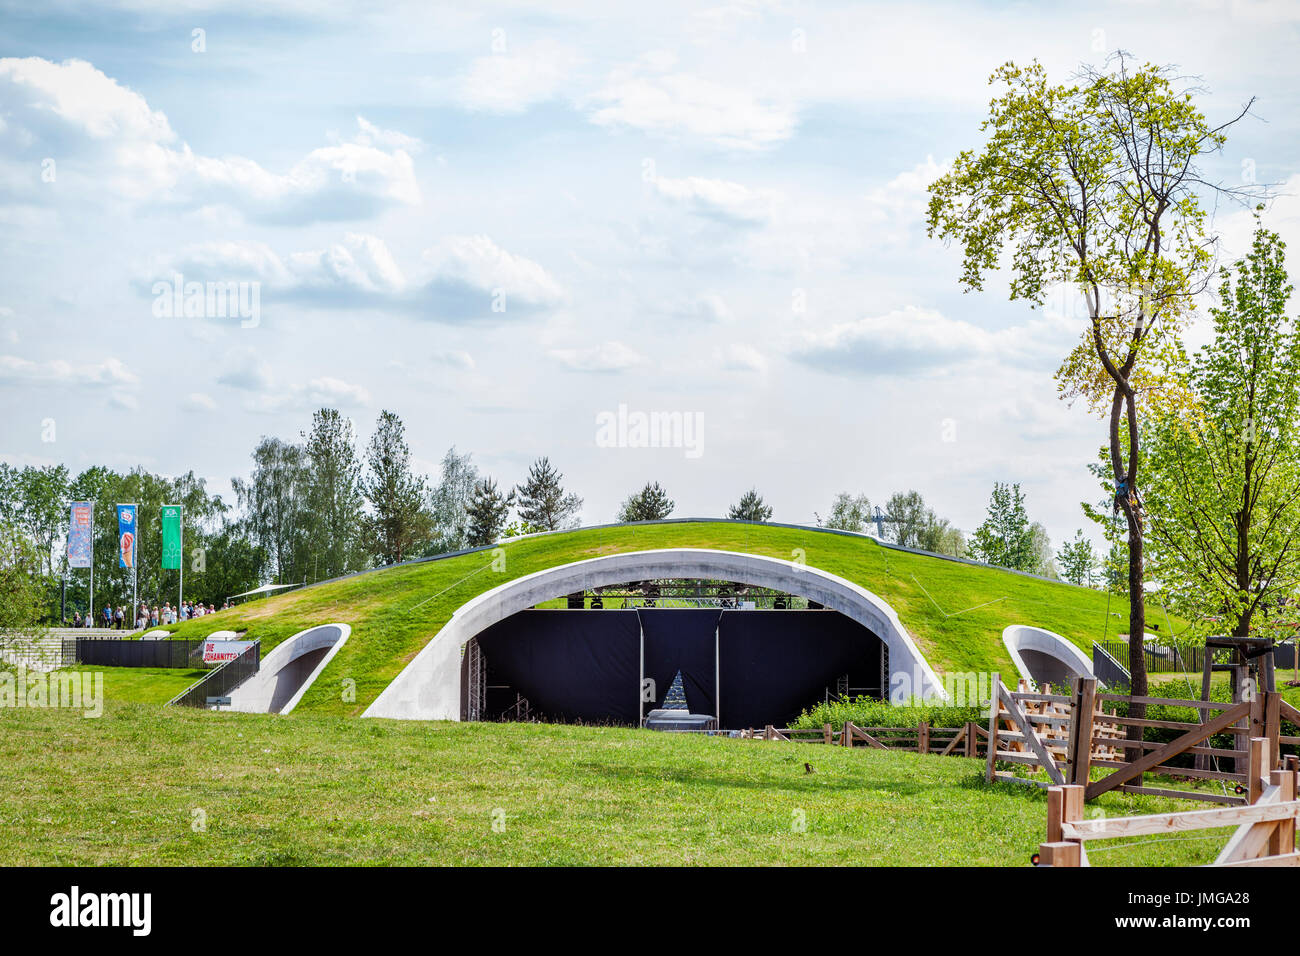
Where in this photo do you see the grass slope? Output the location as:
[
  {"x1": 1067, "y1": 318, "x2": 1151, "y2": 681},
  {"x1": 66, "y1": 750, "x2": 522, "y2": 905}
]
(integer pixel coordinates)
[
  {"x1": 0, "y1": 703, "x2": 1226, "y2": 866},
  {"x1": 157, "y1": 521, "x2": 1172, "y2": 716}
]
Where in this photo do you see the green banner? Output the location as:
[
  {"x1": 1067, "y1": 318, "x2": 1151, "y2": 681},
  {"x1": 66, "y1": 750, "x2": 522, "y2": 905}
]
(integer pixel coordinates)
[{"x1": 161, "y1": 505, "x2": 182, "y2": 570}]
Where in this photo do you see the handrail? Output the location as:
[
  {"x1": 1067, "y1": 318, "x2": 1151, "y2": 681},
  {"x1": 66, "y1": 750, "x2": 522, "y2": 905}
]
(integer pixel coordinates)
[{"x1": 167, "y1": 641, "x2": 261, "y2": 708}]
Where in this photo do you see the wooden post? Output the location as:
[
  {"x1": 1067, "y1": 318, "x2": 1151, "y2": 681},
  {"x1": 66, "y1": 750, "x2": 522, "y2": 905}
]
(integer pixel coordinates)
[
  {"x1": 1248, "y1": 736, "x2": 1269, "y2": 805},
  {"x1": 823, "y1": 723, "x2": 832, "y2": 745},
  {"x1": 1037, "y1": 841, "x2": 1081, "y2": 867},
  {"x1": 918, "y1": 720, "x2": 930, "y2": 755},
  {"x1": 1264, "y1": 692, "x2": 1281, "y2": 771},
  {"x1": 1269, "y1": 768, "x2": 1296, "y2": 857},
  {"x1": 842, "y1": 720, "x2": 853, "y2": 748},
  {"x1": 985, "y1": 673, "x2": 1001, "y2": 783},
  {"x1": 965, "y1": 721, "x2": 975, "y2": 759},
  {"x1": 1068, "y1": 678, "x2": 1097, "y2": 786}
]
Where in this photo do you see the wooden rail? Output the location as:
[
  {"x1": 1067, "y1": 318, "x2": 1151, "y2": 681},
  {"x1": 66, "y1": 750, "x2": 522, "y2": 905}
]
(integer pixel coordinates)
[{"x1": 1038, "y1": 741, "x2": 1300, "y2": 867}]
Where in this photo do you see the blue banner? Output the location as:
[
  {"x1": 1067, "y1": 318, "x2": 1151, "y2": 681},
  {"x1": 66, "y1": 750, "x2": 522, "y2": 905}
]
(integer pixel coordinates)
[
  {"x1": 117, "y1": 503, "x2": 137, "y2": 569},
  {"x1": 68, "y1": 502, "x2": 92, "y2": 569}
]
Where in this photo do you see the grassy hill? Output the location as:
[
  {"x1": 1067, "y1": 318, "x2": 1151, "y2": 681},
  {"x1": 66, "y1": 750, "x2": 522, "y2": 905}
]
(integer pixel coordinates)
[
  {"x1": 159, "y1": 520, "x2": 1168, "y2": 717},
  {"x1": 0, "y1": 701, "x2": 1221, "y2": 866}
]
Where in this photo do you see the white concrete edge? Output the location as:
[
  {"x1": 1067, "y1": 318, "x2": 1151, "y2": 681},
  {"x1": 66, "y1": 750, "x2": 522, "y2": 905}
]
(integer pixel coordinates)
[
  {"x1": 227, "y1": 623, "x2": 350, "y2": 714},
  {"x1": 1000, "y1": 624, "x2": 1096, "y2": 685},
  {"x1": 363, "y1": 547, "x2": 949, "y2": 722},
  {"x1": 278, "y1": 623, "x2": 351, "y2": 715}
]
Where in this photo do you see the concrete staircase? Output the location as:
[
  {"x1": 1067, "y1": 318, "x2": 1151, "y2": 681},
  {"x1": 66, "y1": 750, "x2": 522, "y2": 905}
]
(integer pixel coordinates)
[{"x1": 0, "y1": 628, "x2": 76, "y2": 673}]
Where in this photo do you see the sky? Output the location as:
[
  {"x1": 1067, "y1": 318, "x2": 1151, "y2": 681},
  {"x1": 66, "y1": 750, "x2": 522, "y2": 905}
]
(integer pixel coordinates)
[{"x1": 1, "y1": 0, "x2": 1299, "y2": 551}]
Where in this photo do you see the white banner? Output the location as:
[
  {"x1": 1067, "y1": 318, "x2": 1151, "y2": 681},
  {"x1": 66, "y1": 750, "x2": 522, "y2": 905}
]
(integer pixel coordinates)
[{"x1": 202, "y1": 640, "x2": 254, "y2": 665}]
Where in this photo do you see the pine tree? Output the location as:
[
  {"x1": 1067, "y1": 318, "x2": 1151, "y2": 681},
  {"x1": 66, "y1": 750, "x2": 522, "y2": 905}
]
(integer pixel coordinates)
[
  {"x1": 361, "y1": 410, "x2": 431, "y2": 565},
  {"x1": 514, "y1": 457, "x2": 583, "y2": 531},
  {"x1": 465, "y1": 478, "x2": 514, "y2": 546},
  {"x1": 618, "y1": 481, "x2": 675, "y2": 522},
  {"x1": 727, "y1": 488, "x2": 773, "y2": 522}
]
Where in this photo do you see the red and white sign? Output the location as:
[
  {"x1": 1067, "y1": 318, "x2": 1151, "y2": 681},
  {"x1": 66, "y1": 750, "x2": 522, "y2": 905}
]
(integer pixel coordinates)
[{"x1": 202, "y1": 640, "x2": 253, "y2": 665}]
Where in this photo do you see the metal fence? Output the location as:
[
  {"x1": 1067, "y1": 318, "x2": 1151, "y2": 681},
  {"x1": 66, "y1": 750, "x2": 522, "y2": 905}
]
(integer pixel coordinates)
[
  {"x1": 1095, "y1": 638, "x2": 1298, "y2": 678},
  {"x1": 62, "y1": 637, "x2": 211, "y2": 669},
  {"x1": 168, "y1": 641, "x2": 261, "y2": 708}
]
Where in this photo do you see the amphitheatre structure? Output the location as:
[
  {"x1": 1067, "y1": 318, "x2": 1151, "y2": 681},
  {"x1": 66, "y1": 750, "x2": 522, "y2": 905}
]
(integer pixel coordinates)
[{"x1": 151, "y1": 519, "x2": 1100, "y2": 729}]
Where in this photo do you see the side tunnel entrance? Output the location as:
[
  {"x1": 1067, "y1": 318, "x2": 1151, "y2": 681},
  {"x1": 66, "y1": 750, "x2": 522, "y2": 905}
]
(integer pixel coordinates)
[{"x1": 462, "y1": 608, "x2": 884, "y2": 728}]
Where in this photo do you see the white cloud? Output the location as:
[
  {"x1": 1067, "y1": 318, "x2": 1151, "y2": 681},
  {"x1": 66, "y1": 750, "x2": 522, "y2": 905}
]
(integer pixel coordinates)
[
  {"x1": 454, "y1": 44, "x2": 579, "y2": 114},
  {"x1": 651, "y1": 175, "x2": 777, "y2": 224},
  {"x1": 0, "y1": 353, "x2": 137, "y2": 387},
  {"x1": 185, "y1": 392, "x2": 217, "y2": 411},
  {"x1": 586, "y1": 57, "x2": 796, "y2": 150},
  {"x1": 792, "y1": 306, "x2": 992, "y2": 376},
  {"x1": 718, "y1": 343, "x2": 768, "y2": 373},
  {"x1": 0, "y1": 58, "x2": 421, "y2": 222},
  {"x1": 548, "y1": 340, "x2": 645, "y2": 372},
  {"x1": 432, "y1": 349, "x2": 475, "y2": 369},
  {"x1": 143, "y1": 233, "x2": 565, "y2": 320}
]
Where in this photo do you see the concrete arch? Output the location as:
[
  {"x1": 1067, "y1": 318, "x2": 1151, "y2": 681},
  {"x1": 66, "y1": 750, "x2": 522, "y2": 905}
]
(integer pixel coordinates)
[
  {"x1": 228, "y1": 623, "x2": 350, "y2": 715},
  {"x1": 363, "y1": 548, "x2": 947, "y2": 721},
  {"x1": 1001, "y1": 625, "x2": 1095, "y2": 687}
]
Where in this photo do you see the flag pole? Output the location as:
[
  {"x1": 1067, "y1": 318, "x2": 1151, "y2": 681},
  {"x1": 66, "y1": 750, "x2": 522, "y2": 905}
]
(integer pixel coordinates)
[
  {"x1": 89, "y1": 505, "x2": 94, "y2": 628},
  {"x1": 178, "y1": 506, "x2": 183, "y2": 614}
]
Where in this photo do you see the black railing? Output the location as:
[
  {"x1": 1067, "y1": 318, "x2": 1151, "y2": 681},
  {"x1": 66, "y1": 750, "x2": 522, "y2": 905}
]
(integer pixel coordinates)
[
  {"x1": 64, "y1": 637, "x2": 210, "y2": 669},
  {"x1": 1096, "y1": 638, "x2": 1298, "y2": 677},
  {"x1": 168, "y1": 641, "x2": 261, "y2": 708},
  {"x1": 1091, "y1": 643, "x2": 1131, "y2": 691}
]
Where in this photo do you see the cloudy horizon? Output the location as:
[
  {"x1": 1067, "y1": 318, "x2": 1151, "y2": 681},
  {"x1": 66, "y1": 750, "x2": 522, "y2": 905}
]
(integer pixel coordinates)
[{"x1": 3, "y1": 0, "x2": 1299, "y2": 550}]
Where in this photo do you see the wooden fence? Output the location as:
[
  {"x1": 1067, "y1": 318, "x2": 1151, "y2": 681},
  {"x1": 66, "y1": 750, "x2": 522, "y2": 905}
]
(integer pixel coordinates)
[
  {"x1": 1038, "y1": 741, "x2": 1300, "y2": 867},
  {"x1": 740, "y1": 720, "x2": 988, "y2": 758},
  {"x1": 742, "y1": 676, "x2": 1299, "y2": 807}
]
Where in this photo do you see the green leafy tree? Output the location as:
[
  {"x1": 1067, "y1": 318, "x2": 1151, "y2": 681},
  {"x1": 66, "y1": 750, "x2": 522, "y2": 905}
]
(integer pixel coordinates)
[
  {"x1": 465, "y1": 478, "x2": 515, "y2": 547},
  {"x1": 1029, "y1": 522, "x2": 1057, "y2": 578},
  {"x1": 0, "y1": 522, "x2": 44, "y2": 631},
  {"x1": 1144, "y1": 224, "x2": 1300, "y2": 638},
  {"x1": 618, "y1": 481, "x2": 675, "y2": 522},
  {"x1": 302, "y1": 408, "x2": 367, "y2": 579},
  {"x1": 968, "y1": 482, "x2": 1035, "y2": 571},
  {"x1": 427, "y1": 447, "x2": 479, "y2": 553},
  {"x1": 232, "y1": 437, "x2": 311, "y2": 584},
  {"x1": 727, "y1": 488, "x2": 773, "y2": 522},
  {"x1": 361, "y1": 410, "x2": 432, "y2": 565},
  {"x1": 514, "y1": 457, "x2": 582, "y2": 531},
  {"x1": 927, "y1": 54, "x2": 1259, "y2": 706},
  {"x1": 1058, "y1": 530, "x2": 1097, "y2": 586},
  {"x1": 816, "y1": 492, "x2": 871, "y2": 532}
]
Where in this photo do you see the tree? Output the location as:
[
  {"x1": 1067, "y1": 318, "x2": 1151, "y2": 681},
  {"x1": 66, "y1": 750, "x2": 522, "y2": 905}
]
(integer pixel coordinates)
[
  {"x1": 361, "y1": 411, "x2": 432, "y2": 565},
  {"x1": 1058, "y1": 530, "x2": 1097, "y2": 586},
  {"x1": 1144, "y1": 224, "x2": 1300, "y2": 638},
  {"x1": 883, "y1": 491, "x2": 928, "y2": 547},
  {"x1": 927, "y1": 54, "x2": 1259, "y2": 707},
  {"x1": 618, "y1": 482, "x2": 675, "y2": 522},
  {"x1": 428, "y1": 447, "x2": 479, "y2": 553},
  {"x1": 0, "y1": 521, "x2": 44, "y2": 631},
  {"x1": 727, "y1": 488, "x2": 772, "y2": 522},
  {"x1": 878, "y1": 490, "x2": 965, "y2": 556},
  {"x1": 514, "y1": 457, "x2": 583, "y2": 531},
  {"x1": 816, "y1": 492, "x2": 871, "y2": 532},
  {"x1": 232, "y1": 437, "x2": 310, "y2": 584},
  {"x1": 302, "y1": 408, "x2": 366, "y2": 579},
  {"x1": 968, "y1": 482, "x2": 1035, "y2": 571},
  {"x1": 465, "y1": 478, "x2": 514, "y2": 547},
  {"x1": 1029, "y1": 522, "x2": 1057, "y2": 578}
]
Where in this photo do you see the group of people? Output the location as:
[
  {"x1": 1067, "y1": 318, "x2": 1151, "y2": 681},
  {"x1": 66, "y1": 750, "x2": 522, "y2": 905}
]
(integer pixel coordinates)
[{"x1": 68, "y1": 598, "x2": 232, "y2": 629}]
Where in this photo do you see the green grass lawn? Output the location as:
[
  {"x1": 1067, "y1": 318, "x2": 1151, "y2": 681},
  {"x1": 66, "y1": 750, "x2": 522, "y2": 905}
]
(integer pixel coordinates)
[
  {"x1": 66, "y1": 666, "x2": 209, "y2": 706},
  {"x1": 149, "y1": 521, "x2": 1174, "y2": 717},
  {"x1": 0, "y1": 703, "x2": 1230, "y2": 866}
]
